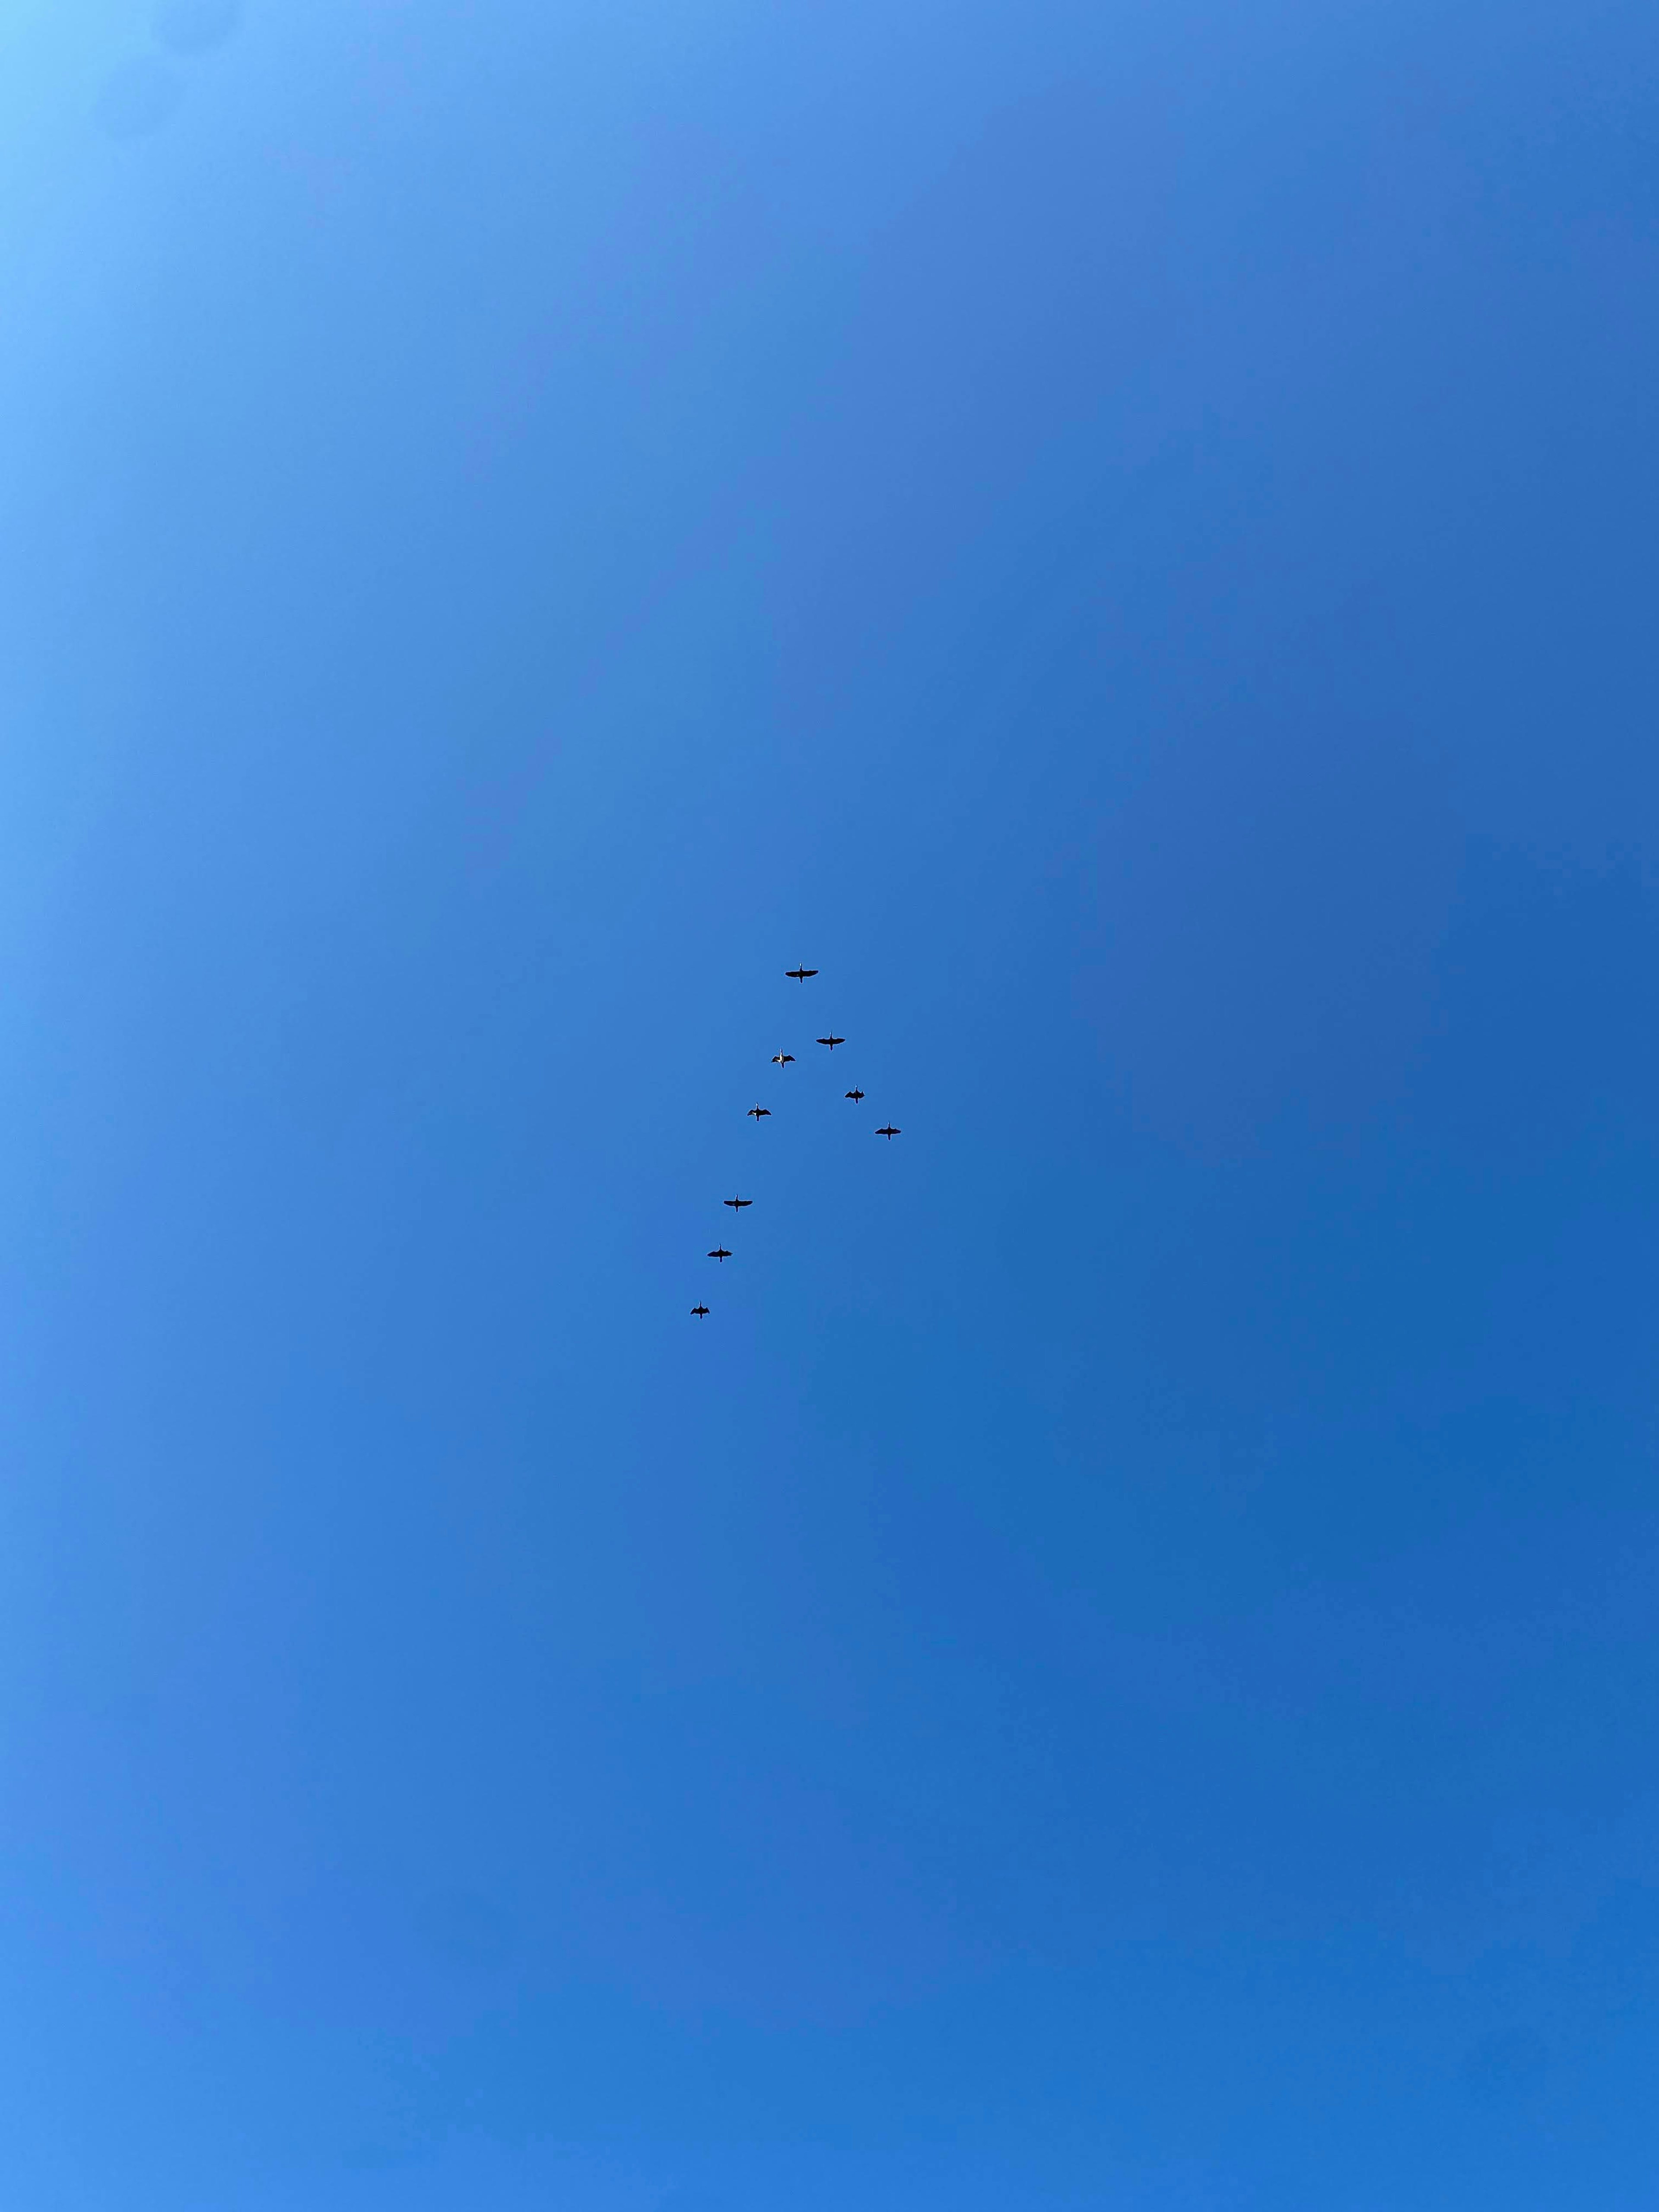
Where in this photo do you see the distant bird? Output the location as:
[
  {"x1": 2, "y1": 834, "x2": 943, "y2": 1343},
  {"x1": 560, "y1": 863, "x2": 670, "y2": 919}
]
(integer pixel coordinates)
[
  {"x1": 785, "y1": 966, "x2": 818, "y2": 981},
  {"x1": 815, "y1": 1034, "x2": 845, "y2": 1050},
  {"x1": 771, "y1": 1052, "x2": 795, "y2": 1068},
  {"x1": 747, "y1": 1103, "x2": 771, "y2": 1120},
  {"x1": 723, "y1": 1195, "x2": 753, "y2": 1211},
  {"x1": 844, "y1": 1088, "x2": 864, "y2": 1103},
  {"x1": 690, "y1": 1303, "x2": 710, "y2": 1318},
  {"x1": 876, "y1": 1124, "x2": 901, "y2": 1140},
  {"x1": 707, "y1": 1246, "x2": 731, "y2": 1262}
]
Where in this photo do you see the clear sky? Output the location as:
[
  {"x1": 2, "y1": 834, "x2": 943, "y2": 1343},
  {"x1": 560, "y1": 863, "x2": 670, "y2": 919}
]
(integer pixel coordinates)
[{"x1": 3, "y1": 2, "x2": 1658, "y2": 2206}]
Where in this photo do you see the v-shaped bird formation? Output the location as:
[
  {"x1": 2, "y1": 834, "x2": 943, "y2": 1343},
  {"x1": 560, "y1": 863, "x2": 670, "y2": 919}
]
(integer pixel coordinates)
[{"x1": 689, "y1": 963, "x2": 902, "y2": 1317}]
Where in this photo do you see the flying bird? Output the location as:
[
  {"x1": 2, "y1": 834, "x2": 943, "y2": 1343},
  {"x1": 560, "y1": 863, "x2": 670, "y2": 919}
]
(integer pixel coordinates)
[
  {"x1": 771, "y1": 1052, "x2": 795, "y2": 1068},
  {"x1": 690, "y1": 1303, "x2": 710, "y2": 1318},
  {"x1": 747, "y1": 1104, "x2": 771, "y2": 1120},
  {"x1": 876, "y1": 1124, "x2": 901, "y2": 1140},
  {"x1": 707, "y1": 1246, "x2": 731, "y2": 1262},
  {"x1": 785, "y1": 966, "x2": 818, "y2": 981},
  {"x1": 815, "y1": 1034, "x2": 845, "y2": 1050},
  {"x1": 845, "y1": 1088, "x2": 864, "y2": 1103},
  {"x1": 723, "y1": 1195, "x2": 753, "y2": 1210}
]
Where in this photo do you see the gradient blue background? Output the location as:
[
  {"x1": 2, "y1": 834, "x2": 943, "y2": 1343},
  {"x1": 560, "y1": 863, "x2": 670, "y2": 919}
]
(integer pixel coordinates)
[{"x1": 4, "y1": 2, "x2": 1659, "y2": 2206}]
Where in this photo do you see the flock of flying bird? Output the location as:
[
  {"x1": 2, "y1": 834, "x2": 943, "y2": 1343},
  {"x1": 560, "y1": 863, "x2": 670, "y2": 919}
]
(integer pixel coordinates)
[{"x1": 690, "y1": 965, "x2": 901, "y2": 1317}]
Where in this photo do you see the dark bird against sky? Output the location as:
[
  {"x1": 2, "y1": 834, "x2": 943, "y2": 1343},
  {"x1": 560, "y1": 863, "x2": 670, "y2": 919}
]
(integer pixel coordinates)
[
  {"x1": 876, "y1": 1125, "x2": 901, "y2": 1139},
  {"x1": 708, "y1": 1246, "x2": 731, "y2": 1261},
  {"x1": 690, "y1": 1304, "x2": 710, "y2": 1318},
  {"x1": 785, "y1": 966, "x2": 818, "y2": 981},
  {"x1": 845, "y1": 1088, "x2": 864, "y2": 1102},
  {"x1": 747, "y1": 1104, "x2": 771, "y2": 1119},
  {"x1": 816, "y1": 1034, "x2": 845, "y2": 1049},
  {"x1": 724, "y1": 1195, "x2": 753, "y2": 1210},
  {"x1": 771, "y1": 1052, "x2": 795, "y2": 1067}
]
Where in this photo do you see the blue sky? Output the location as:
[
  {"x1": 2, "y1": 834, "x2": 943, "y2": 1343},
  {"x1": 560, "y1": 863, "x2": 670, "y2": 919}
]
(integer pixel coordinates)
[{"x1": 3, "y1": 2, "x2": 1659, "y2": 2206}]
